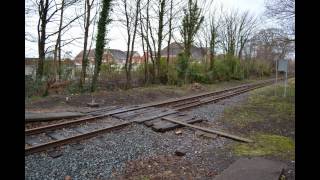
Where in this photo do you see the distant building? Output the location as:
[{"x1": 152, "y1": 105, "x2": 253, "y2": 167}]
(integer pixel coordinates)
[
  {"x1": 74, "y1": 49, "x2": 143, "y2": 67},
  {"x1": 160, "y1": 42, "x2": 208, "y2": 60},
  {"x1": 25, "y1": 58, "x2": 76, "y2": 78},
  {"x1": 25, "y1": 58, "x2": 38, "y2": 76}
]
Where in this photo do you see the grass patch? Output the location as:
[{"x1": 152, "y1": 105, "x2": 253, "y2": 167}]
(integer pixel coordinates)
[
  {"x1": 222, "y1": 79, "x2": 295, "y2": 160},
  {"x1": 136, "y1": 175, "x2": 150, "y2": 180},
  {"x1": 25, "y1": 95, "x2": 42, "y2": 103},
  {"x1": 233, "y1": 133, "x2": 295, "y2": 160},
  {"x1": 223, "y1": 107, "x2": 265, "y2": 127},
  {"x1": 224, "y1": 106, "x2": 264, "y2": 128},
  {"x1": 223, "y1": 78, "x2": 295, "y2": 127}
]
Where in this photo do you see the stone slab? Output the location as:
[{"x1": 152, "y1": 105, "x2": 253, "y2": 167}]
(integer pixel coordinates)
[
  {"x1": 25, "y1": 112, "x2": 84, "y2": 122},
  {"x1": 213, "y1": 157, "x2": 287, "y2": 180},
  {"x1": 87, "y1": 102, "x2": 100, "y2": 107},
  {"x1": 133, "y1": 109, "x2": 178, "y2": 123},
  {"x1": 152, "y1": 116, "x2": 202, "y2": 132},
  {"x1": 47, "y1": 150, "x2": 63, "y2": 158},
  {"x1": 46, "y1": 132, "x2": 66, "y2": 140}
]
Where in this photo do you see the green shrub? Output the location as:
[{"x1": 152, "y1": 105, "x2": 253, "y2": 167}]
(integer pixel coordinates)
[
  {"x1": 187, "y1": 62, "x2": 209, "y2": 83},
  {"x1": 167, "y1": 63, "x2": 179, "y2": 85},
  {"x1": 176, "y1": 52, "x2": 189, "y2": 81},
  {"x1": 211, "y1": 59, "x2": 231, "y2": 81},
  {"x1": 25, "y1": 76, "x2": 46, "y2": 98},
  {"x1": 158, "y1": 57, "x2": 169, "y2": 84}
]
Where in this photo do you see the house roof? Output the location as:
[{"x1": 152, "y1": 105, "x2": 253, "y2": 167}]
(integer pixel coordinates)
[
  {"x1": 74, "y1": 49, "x2": 131, "y2": 63},
  {"x1": 160, "y1": 42, "x2": 207, "y2": 59},
  {"x1": 109, "y1": 49, "x2": 127, "y2": 60},
  {"x1": 124, "y1": 51, "x2": 140, "y2": 57}
]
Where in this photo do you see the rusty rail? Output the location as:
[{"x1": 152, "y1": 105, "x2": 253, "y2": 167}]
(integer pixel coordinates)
[
  {"x1": 25, "y1": 78, "x2": 276, "y2": 136},
  {"x1": 25, "y1": 122, "x2": 131, "y2": 155},
  {"x1": 25, "y1": 78, "x2": 282, "y2": 155}
]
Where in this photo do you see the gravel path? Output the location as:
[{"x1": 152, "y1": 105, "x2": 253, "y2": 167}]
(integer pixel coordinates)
[{"x1": 25, "y1": 92, "x2": 250, "y2": 180}]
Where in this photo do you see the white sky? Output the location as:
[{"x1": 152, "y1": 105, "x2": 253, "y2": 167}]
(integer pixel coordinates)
[{"x1": 25, "y1": 0, "x2": 268, "y2": 59}]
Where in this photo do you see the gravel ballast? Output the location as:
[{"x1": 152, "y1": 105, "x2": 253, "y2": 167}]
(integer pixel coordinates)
[{"x1": 25, "y1": 92, "x2": 250, "y2": 180}]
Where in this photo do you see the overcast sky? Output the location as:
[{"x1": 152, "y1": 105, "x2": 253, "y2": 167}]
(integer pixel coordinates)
[{"x1": 25, "y1": 0, "x2": 268, "y2": 59}]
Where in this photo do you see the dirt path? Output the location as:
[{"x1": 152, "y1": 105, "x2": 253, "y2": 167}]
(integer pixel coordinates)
[{"x1": 25, "y1": 79, "x2": 260, "y2": 112}]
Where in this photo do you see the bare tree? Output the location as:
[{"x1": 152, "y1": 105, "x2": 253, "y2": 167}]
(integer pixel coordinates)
[
  {"x1": 236, "y1": 11, "x2": 258, "y2": 59},
  {"x1": 155, "y1": 0, "x2": 166, "y2": 81},
  {"x1": 247, "y1": 28, "x2": 294, "y2": 68},
  {"x1": 52, "y1": 0, "x2": 66, "y2": 81},
  {"x1": 52, "y1": 0, "x2": 82, "y2": 81},
  {"x1": 30, "y1": 0, "x2": 83, "y2": 80},
  {"x1": 220, "y1": 9, "x2": 257, "y2": 58},
  {"x1": 180, "y1": 0, "x2": 204, "y2": 58},
  {"x1": 138, "y1": 0, "x2": 156, "y2": 82},
  {"x1": 36, "y1": 0, "x2": 50, "y2": 80},
  {"x1": 121, "y1": 0, "x2": 142, "y2": 88},
  {"x1": 138, "y1": 0, "x2": 185, "y2": 83},
  {"x1": 165, "y1": 0, "x2": 173, "y2": 81},
  {"x1": 208, "y1": 14, "x2": 220, "y2": 70},
  {"x1": 220, "y1": 10, "x2": 237, "y2": 56},
  {"x1": 264, "y1": 0, "x2": 295, "y2": 36},
  {"x1": 79, "y1": 0, "x2": 97, "y2": 90},
  {"x1": 139, "y1": 2, "x2": 148, "y2": 83}
]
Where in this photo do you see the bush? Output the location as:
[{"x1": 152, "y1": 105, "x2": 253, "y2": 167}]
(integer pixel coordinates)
[
  {"x1": 176, "y1": 52, "x2": 189, "y2": 81},
  {"x1": 167, "y1": 63, "x2": 179, "y2": 85},
  {"x1": 100, "y1": 62, "x2": 119, "y2": 77},
  {"x1": 158, "y1": 57, "x2": 169, "y2": 84},
  {"x1": 187, "y1": 62, "x2": 209, "y2": 83},
  {"x1": 25, "y1": 76, "x2": 46, "y2": 98},
  {"x1": 211, "y1": 59, "x2": 231, "y2": 81}
]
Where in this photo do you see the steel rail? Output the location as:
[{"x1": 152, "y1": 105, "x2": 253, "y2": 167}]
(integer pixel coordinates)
[
  {"x1": 25, "y1": 122, "x2": 131, "y2": 155},
  {"x1": 25, "y1": 78, "x2": 280, "y2": 155},
  {"x1": 25, "y1": 79, "x2": 277, "y2": 136}
]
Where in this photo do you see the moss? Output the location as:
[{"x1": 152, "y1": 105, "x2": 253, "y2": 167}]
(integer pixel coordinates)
[
  {"x1": 136, "y1": 176, "x2": 150, "y2": 180},
  {"x1": 223, "y1": 106, "x2": 265, "y2": 127},
  {"x1": 30, "y1": 95, "x2": 42, "y2": 101},
  {"x1": 233, "y1": 133, "x2": 295, "y2": 160}
]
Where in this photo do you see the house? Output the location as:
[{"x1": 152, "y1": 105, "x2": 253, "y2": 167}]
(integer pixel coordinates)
[
  {"x1": 74, "y1": 49, "x2": 124, "y2": 66},
  {"x1": 160, "y1": 42, "x2": 208, "y2": 60},
  {"x1": 74, "y1": 49, "x2": 143, "y2": 68},
  {"x1": 127, "y1": 51, "x2": 144, "y2": 64},
  {"x1": 25, "y1": 58, "x2": 38, "y2": 76},
  {"x1": 25, "y1": 58, "x2": 76, "y2": 78}
]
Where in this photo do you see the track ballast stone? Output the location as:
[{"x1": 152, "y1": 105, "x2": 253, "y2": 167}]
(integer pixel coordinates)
[
  {"x1": 25, "y1": 92, "x2": 250, "y2": 179},
  {"x1": 187, "y1": 92, "x2": 249, "y2": 122}
]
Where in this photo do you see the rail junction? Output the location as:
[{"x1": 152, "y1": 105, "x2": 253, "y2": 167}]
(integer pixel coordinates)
[{"x1": 25, "y1": 78, "x2": 283, "y2": 155}]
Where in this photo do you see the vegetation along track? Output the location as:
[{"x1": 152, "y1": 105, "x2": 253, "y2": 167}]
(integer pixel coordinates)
[{"x1": 25, "y1": 78, "x2": 286, "y2": 155}]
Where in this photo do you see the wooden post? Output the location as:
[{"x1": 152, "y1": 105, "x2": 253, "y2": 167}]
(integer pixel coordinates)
[{"x1": 162, "y1": 117, "x2": 253, "y2": 143}]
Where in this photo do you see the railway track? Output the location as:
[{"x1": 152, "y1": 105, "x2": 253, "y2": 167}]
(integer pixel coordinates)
[{"x1": 25, "y1": 78, "x2": 283, "y2": 155}]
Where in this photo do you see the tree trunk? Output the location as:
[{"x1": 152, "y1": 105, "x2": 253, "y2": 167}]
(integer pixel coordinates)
[
  {"x1": 53, "y1": 40, "x2": 59, "y2": 80},
  {"x1": 209, "y1": 48, "x2": 214, "y2": 70},
  {"x1": 91, "y1": 0, "x2": 112, "y2": 92},
  {"x1": 124, "y1": 0, "x2": 131, "y2": 88},
  {"x1": 79, "y1": 0, "x2": 92, "y2": 90},
  {"x1": 156, "y1": 0, "x2": 166, "y2": 81},
  {"x1": 36, "y1": 0, "x2": 49, "y2": 81},
  {"x1": 57, "y1": 0, "x2": 65, "y2": 81},
  {"x1": 126, "y1": 0, "x2": 141, "y2": 89},
  {"x1": 145, "y1": 0, "x2": 155, "y2": 83},
  {"x1": 166, "y1": 0, "x2": 173, "y2": 83},
  {"x1": 139, "y1": 9, "x2": 148, "y2": 84},
  {"x1": 58, "y1": 38, "x2": 62, "y2": 80}
]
